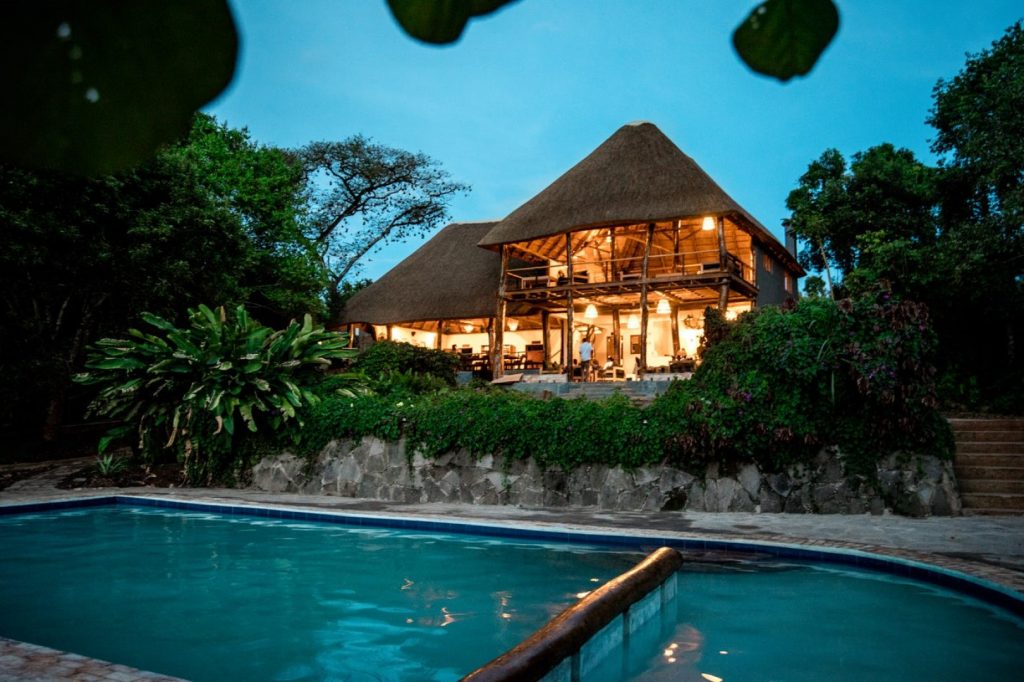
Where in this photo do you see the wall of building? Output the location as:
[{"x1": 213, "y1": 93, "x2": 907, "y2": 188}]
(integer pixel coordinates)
[{"x1": 754, "y1": 244, "x2": 796, "y2": 307}]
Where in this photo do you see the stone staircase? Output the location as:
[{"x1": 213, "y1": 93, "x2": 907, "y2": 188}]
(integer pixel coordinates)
[
  {"x1": 950, "y1": 418, "x2": 1024, "y2": 515},
  {"x1": 558, "y1": 382, "x2": 652, "y2": 406}
]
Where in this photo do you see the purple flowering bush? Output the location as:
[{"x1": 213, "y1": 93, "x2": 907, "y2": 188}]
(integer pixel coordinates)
[{"x1": 650, "y1": 292, "x2": 954, "y2": 473}]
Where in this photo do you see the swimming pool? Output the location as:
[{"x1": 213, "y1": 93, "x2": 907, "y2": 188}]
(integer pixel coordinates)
[{"x1": 1, "y1": 498, "x2": 1022, "y2": 681}]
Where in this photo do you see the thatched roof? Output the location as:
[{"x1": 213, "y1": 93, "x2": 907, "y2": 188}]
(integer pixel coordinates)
[
  {"x1": 341, "y1": 222, "x2": 502, "y2": 325},
  {"x1": 479, "y1": 121, "x2": 790, "y2": 262}
]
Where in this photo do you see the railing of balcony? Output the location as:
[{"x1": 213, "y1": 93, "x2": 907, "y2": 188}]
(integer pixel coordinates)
[{"x1": 505, "y1": 251, "x2": 751, "y2": 291}]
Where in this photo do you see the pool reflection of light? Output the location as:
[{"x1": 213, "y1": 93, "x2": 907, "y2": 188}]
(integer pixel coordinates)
[{"x1": 701, "y1": 674, "x2": 723, "y2": 682}]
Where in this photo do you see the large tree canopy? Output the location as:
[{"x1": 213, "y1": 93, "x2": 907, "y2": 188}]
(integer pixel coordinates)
[
  {"x1": 298, "y1": 137, "x2": 468, "y2": 294},
  {"x1": 785, "y1": 143, "x2": 939, "y2": 295},
  {"x1": 0, "y1": 115, "x2": 324, "y2": 443},
  {"x1": 786, "y1": 21, "x2": 1024, "y2": 409}
]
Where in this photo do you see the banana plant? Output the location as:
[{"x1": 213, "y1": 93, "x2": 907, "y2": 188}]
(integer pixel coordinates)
[{"x1": 75, "y1": 304, "x2": 356, "y2": 482}]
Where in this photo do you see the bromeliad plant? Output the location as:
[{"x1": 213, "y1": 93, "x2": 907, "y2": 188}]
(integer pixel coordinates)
[{"x1": 75, "y1": 304, "x2": 356, "y2": 483}]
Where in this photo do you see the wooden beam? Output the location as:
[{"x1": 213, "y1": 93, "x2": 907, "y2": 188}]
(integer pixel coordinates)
[
  {"x1": 493, "y1": 245, "x2": 509, "y2": 378},
  {"x1": 670, "y1": 303, "x2": 680, "y2": 353},
  {"x1": 541, "y1": 310, "x2": 550, "y2": 368},
  {"x1": 639, "y1": 223, "x2": 653, "y2": 377},
  {"x1": 716, "y1": 215, "x2": 728, "y2": 269},
  {"x1": 565, "y1": 234, "x2": 575, "y2": 379},
  {"x1": 611, "y1": 308, "x2": 621, "y2": 364}
]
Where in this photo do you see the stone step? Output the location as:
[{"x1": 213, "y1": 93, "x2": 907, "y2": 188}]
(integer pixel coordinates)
[
  {"x1": 962, "y1": 508, "x2": 1024, "y2": 516},
  {"x1": 954, "y1": 465, "x2": 1024, "y2": 480},
  {"x1": 948, "y1": 418, "x2": 1024, "y2": 431},
  {"x1": 954, "y1": 430, "x2": 1024, "y2": 443},
  {"x1": 954, "y1": 442, "x2": 1024, "y2": 454},
  {"x1": 958, "y1": 478, "x2": 1024, "y2": 494},
  {"x1": 955, "y1": 452, "x2": 1024, "y2": 467},
  {"x1": 960, "y1": 493, "x2": 1024, "y2": 511}
]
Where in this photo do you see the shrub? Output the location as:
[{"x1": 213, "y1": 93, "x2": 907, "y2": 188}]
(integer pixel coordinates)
[
  {"x1": 651, "y1": 292, "x2": 954, "y2": 473},
  {"x1": 351, "y1": 340, "x2": 459, "y2": 385},
  {"x1": 75, "y1": 304, "x2": 355, "y2": 483},
  {"x1": 301, "y1": 387, "x2": 664, "y2": 472}
]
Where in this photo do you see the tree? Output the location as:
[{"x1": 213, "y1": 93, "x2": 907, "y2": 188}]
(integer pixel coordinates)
[
  {"x1": 298, "y1": 137, "x2": 468, "y2": 293},
  {"x1": 784, "y1": 143, "x2": 939, "y2": 297},
  {"x1": 928, "y1": 21, "x2": 1024, "y2": 381},
  {"x1": 0, "y1": 115, "x2": 324, "y2": 443},
  {"x1": 787, "y1": 21, "x2": 1024, "y2": 409}
]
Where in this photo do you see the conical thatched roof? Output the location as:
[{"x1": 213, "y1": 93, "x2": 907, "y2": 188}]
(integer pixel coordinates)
[
  {"x1": 341, "y1": 222, "x2": 502, "y2": 325},
  {"x1": 479, "y1": 121, "x2": 774, "y2": 247}
]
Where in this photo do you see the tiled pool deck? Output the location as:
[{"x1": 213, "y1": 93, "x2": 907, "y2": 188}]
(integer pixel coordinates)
[{"x1": 2, "y1": 461, "x2": 1024, "y2": 680}]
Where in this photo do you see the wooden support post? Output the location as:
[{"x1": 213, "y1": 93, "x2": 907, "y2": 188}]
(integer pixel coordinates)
[
  {"x1": 716, "y1": 215, "x2": 730, "y2": 310},
  {"x1": 493, "y1": 245, "x2": 509, "y2": 378},
  {"x1": 386, "y1": 324, "x2": 393, "y2": 341},
  {"x1": 609, "y1": 226, "x2": 617, "y2": 280},
  {"x1": 672, "y1": 220, "x2": 680, "y2": 272},
  {"x1": 565, "y1": 234, "x2": 575, "y2": 378},
  {"x1": 670, "y1": 303, "x2": 680, "y2": 354},
  {"x1": 639, "y1": 223, "x2": 654, "y2": 377},
  {"x1": 611, "y1": 308, "x2": 621, "y2": 364},
  {"x1": 716, "y1": 215, "x2": 728, "y2": 268},
  {"x1": 435, "y1": 320, "x2": 443, "y2": 350},
  {"x1": 541, "y1": 310, "x2": 551, "y2": 368},
  {"x1": 347, "y1": 324, "x2": 355, "y2": 348}
]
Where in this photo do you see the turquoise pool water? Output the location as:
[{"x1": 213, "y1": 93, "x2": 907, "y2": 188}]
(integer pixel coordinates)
[
  {"x1": 1, "y1": 505, "x2": 1022, "y2": 681},
  {"x1": 597, "y1": 562, "x2": 1024, "y2": 681}
]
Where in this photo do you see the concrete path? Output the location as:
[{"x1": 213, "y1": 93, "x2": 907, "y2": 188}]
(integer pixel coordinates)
[{"x1": 3, "y1": 459, "x2": 1024, "y2": 587}]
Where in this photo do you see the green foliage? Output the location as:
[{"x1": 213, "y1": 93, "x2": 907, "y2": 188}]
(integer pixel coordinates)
[
  {"x1": 0, "y1": 113, "x2": 325, "y2": 442},
  {"x1": 651, "y1": 294, "x2": 953, "y2": 473},
  {"x1": 2, "y1": 1, "x2": 237, "y2": 175},
  {"x1": 303, "y1": 388, "x2": 662, "y2": 472},
  {"x1": 732, "y1": 0, "x2": 839, "y2": 81},
  {"x1": 301, "y1": 295, "x2": 951, "y2": 477},
  {"x1": 697, "y1": 306, "x2": 730, "y2": 359},
  {"x1": 785, "y1": 144, "x2": 939, "y2": 290},
  {"x1": 787, "y1": 23, "x2": 1024, "y2": 411},
  {"x1": 386, "y1": 0, "x2": 519, "y2": 44},
  {"x1": 75, "y1": 304, "x2": 355, "y2": 483},
  {"x1": 351, "y1": 341, "x2": 460, "y2": 386},
  {"x1": 95, "y1": 453, "x2": 129, "y2": 477},
  {"x1": 3, "y1": 3, "x2": 842, "y2": 176}
]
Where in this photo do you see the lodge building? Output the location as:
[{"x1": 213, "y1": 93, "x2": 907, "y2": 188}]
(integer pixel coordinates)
[{"x1": 342, "y1": 122, "x2": 803, "y2": 379}]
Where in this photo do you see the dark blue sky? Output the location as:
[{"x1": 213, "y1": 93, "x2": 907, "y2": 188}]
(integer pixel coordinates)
[{"x1": 207, "y1": 1, "x2": 1022, "y2": 279}]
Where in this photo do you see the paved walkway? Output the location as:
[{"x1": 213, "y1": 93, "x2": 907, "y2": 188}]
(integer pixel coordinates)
[{"x1": 2, "y1": 460, "x2": 1024, "y2": 680}]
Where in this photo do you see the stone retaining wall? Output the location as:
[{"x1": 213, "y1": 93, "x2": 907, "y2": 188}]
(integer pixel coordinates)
[{"x1": 250, "y1": 437, "x2": 961, "y2": 516}]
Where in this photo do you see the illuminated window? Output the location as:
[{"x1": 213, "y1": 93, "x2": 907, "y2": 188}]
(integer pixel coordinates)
[
  {"x1": 763, "y1": 254, "x2": 774, "y2": 273},
  {"x1": 784, "y1": 274, "x2": 793, "y2": 292}
]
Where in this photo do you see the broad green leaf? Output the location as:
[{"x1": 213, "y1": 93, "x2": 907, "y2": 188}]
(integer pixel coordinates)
[
  {"x1": 87, "y1": 357, "x2": 146, "y2": 370},
  {"x1": 1, "y1": 1, "x2": 237, "y2": 175},
  {"x1": 387, "y1": 0, "x2": 518, "y2": 45},
  {"x1": 97, "y1": 424, "x2": 132, "y2": 454},
  {"x1": 141, "y1": 312, "x2": 179, "y2": 333},
  {"x1": 732, "y1": 0, "x2": 839, "y2": 82}
]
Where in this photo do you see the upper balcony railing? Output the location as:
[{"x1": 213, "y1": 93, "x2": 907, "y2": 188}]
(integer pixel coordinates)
[{"x1": 505, "y1": 250, "x2": 752, "y2": 292}]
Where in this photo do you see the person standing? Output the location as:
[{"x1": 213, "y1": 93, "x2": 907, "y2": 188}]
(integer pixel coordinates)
[{"x1": 579, "y1": 336, "x2": 594, "y2": 382}]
